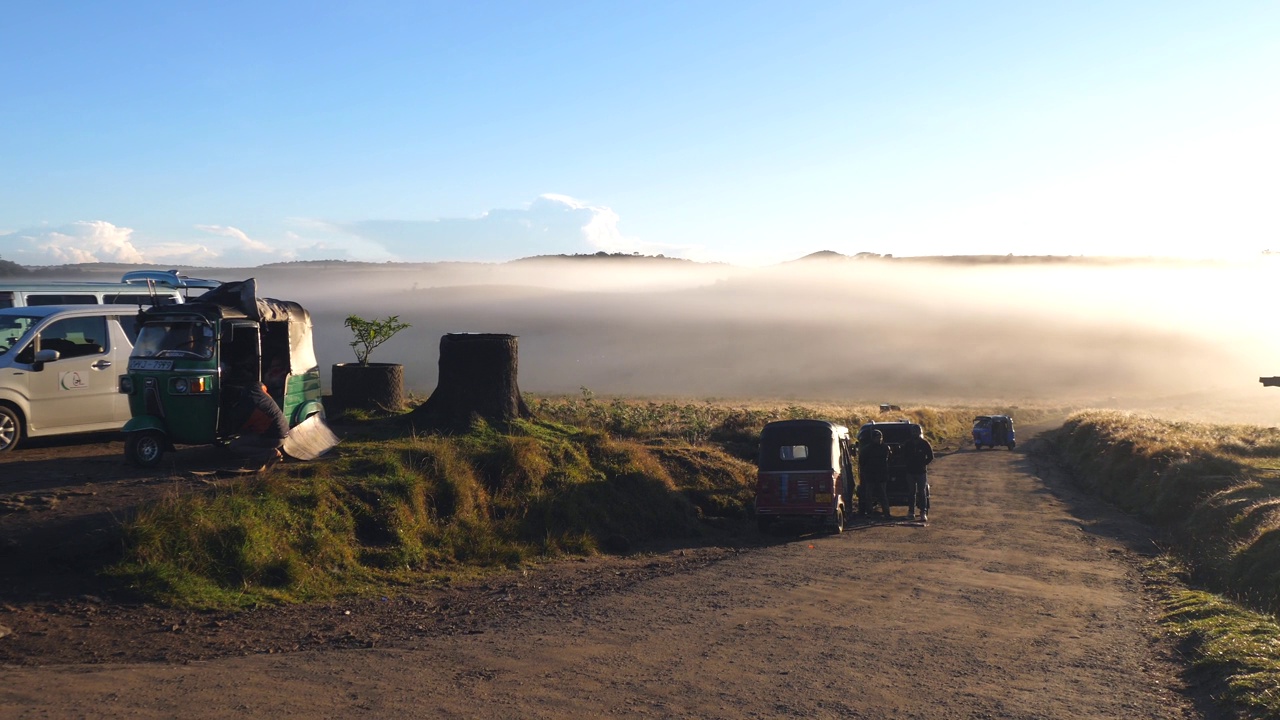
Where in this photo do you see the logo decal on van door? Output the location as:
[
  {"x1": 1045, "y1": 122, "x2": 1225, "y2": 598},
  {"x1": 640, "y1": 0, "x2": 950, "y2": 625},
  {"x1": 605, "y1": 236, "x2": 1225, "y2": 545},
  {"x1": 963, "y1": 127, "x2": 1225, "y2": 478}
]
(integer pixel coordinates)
[{"x1": 59, "y1": 371, "x2": 88, "y2": 390}]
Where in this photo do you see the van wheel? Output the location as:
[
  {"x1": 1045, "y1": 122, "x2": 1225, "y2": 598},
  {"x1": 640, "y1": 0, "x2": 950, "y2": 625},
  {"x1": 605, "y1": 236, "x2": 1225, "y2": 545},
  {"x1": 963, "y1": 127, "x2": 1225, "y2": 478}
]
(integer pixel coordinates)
[
  {"x1": 0, "y1": 406, "x2": 23, "y2": 452},
  {"x1": 126, "y1": 430, "x2": 166, "y2": 467}
]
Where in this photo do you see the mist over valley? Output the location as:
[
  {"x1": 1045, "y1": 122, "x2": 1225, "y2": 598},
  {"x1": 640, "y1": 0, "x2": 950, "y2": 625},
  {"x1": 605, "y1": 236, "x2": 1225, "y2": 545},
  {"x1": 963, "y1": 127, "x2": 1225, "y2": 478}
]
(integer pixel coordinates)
[{"x1": 31, "y1": 253, "x2": 1280, "y2": 423}]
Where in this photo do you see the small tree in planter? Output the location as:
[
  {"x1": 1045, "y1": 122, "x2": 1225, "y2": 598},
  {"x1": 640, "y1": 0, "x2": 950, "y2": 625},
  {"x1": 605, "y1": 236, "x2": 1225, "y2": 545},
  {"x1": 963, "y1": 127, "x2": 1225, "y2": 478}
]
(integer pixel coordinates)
[
  {"x1": 345, "y1": 315, "x2": 411, "y2": 366},
  {"x1": 331, "y1": 315, "x2": 411, "y2": 413}
]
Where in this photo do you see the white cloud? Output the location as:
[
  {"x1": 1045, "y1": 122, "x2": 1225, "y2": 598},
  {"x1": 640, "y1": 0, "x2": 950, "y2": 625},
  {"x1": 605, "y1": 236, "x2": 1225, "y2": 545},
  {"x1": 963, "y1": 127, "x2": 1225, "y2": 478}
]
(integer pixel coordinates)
[
  {"x1": 0, "y1": 196, "x2": 685, "y2": 268},
  {"x1": 0, "y1": 221, "x2": 145, "y2": 265},
  {"x1": 143, "y1": 243, "x2": 222, "y2": 266},
  {"x1": 326, "y1": 194, "x2": 692, "y2": 261},
  {"x1": 195, "y1": 225, "x2": 285, "y2": 257}
]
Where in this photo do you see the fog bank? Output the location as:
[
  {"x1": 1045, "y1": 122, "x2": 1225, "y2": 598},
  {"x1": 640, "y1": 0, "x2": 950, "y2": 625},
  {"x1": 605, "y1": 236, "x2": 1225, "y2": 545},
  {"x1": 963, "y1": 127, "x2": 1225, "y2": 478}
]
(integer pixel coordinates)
[
  {"x1": 44, "y1": 256, "x2": 1280, "y2": 423},
  {"x1": 241, "y1": 257, "x2": 1280, "y2": 424}
]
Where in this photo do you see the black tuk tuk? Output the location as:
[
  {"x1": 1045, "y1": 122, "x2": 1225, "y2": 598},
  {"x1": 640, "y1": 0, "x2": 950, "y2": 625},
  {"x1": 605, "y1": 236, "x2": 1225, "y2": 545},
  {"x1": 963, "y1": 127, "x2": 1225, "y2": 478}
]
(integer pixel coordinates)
[{"x1": 856, "y1": 420, "x2": 924, "y2": 515}]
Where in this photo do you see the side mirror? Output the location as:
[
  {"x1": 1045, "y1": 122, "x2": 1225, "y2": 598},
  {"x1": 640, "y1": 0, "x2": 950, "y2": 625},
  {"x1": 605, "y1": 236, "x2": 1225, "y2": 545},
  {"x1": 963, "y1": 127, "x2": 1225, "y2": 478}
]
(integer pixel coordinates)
[{"x1": 32, "y1": 348, "x2": 59, "y2": 371}]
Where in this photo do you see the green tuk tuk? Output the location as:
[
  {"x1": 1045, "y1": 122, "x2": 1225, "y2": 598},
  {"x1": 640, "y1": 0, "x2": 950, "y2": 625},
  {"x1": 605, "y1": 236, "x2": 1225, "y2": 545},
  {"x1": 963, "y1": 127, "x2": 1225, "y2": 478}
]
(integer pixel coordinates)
[{"x1": 120, "y1": 279, "x2": 333, "y2": 466}]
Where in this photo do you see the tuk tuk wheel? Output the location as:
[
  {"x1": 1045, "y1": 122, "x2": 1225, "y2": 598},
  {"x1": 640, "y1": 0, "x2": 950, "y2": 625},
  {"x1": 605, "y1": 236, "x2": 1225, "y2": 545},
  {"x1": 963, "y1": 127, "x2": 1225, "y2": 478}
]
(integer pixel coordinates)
[
  {"x1": 1007, "y1": 442, "x2": 1016, "y2": 450},
  {"x1": 829, "y1": 506, "x2": 845, "y2": 534},
  {"x1": 126, "y1": 430, "x2": 166, "y2": 467}
]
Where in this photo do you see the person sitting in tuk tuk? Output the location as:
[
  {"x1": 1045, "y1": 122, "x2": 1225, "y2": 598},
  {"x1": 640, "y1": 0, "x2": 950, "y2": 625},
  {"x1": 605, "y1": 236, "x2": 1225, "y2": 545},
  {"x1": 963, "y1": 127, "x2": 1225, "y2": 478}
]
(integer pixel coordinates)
[
  {"x1": 858, "y1": 429, "x2": 892, "y2": 519},
  {"x1": 227, "y1": 383, "x2": 289, "y2": 466}
]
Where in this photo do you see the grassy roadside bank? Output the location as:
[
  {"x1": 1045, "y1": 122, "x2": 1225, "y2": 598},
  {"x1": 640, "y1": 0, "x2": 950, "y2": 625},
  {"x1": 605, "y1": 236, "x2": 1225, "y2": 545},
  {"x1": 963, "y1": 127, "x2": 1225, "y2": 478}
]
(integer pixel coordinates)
[
  {"x1": 1043, "y1": 411, "x2": 1280, "y2": 717},
  {"x1": 108, "y1": 399, "x2": 1002, "y2": 610}
]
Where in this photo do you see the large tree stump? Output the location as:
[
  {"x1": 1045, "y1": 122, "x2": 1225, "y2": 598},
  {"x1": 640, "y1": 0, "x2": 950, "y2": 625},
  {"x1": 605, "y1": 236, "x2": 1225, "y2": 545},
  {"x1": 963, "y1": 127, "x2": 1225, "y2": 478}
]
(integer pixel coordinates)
[{"x1": 411, "y1": 333, "x2": 532, "y2": 431}]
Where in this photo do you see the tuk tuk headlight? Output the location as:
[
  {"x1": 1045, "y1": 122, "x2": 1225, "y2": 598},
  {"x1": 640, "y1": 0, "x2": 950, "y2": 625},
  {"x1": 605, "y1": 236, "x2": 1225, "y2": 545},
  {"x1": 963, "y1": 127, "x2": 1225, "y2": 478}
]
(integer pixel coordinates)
[
  {"x1": 169, "y1": 376, "x2": 211, "y2": 395},
  {"x1": 119, "y1": 376, "x2": 134, "y2": 395}
]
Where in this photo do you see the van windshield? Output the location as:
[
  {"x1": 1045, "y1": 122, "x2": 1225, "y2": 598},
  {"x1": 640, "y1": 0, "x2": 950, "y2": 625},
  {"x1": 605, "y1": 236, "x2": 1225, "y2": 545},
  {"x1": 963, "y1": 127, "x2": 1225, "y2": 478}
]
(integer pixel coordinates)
[
  {"x1": 133, "y1": 320, "x2": 215, "y2": 359},
  {"x1": 0, "y1": 314, "x2": 40, "y2": 355}
]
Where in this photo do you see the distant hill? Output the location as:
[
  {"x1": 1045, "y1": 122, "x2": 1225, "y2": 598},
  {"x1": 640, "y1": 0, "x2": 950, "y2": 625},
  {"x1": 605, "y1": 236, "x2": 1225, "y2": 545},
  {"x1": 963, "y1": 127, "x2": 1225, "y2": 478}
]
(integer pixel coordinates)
[
  {"x1": 0, "y1": 256, "x2": 29, "y2": 277},
  {"x1": 11, "y1": 252, "x2": 1223, "y2": 278},
  {"x1": 509, "y1": 251, "x2": 708, "y2": 265}
]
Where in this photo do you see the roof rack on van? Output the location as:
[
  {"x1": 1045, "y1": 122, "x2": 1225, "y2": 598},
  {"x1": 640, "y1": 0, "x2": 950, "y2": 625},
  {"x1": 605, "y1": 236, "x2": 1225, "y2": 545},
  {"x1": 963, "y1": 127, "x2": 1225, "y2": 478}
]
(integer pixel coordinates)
[{"x1": 121, "y1": 269, "x2": 223, "y2": 298}]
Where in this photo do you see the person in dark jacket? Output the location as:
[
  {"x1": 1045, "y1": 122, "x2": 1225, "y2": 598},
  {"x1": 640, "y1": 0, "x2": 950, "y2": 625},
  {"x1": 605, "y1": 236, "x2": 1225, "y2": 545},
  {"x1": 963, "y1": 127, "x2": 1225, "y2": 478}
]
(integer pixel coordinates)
[
  {"x1": 905, "y1": 431, "x2": 935, "y2": 522},
  {"x1": 858, "y1": 429, "x2": 892, "y2": 518},
  {"x1": 228, "y1": 383, "x2": 289, "y2": 467}
]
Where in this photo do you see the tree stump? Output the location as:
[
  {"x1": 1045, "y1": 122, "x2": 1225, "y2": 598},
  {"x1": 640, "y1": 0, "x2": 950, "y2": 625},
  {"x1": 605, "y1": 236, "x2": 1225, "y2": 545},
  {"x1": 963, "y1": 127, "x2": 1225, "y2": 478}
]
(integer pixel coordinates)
[
  {"x1": 411, "y1": 333, "x2": 531, "y2": 431},
  {"x1": 331, "y1": 362, "x2": 406, "y2": 413}
]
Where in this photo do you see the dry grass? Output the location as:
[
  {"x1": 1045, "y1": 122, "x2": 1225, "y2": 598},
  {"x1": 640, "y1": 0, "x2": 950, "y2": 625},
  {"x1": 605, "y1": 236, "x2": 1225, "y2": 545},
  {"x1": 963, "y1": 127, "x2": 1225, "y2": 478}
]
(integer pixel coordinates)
[{"x1": 1048, "y1": 411, "x2": 1280, "y2": 719}]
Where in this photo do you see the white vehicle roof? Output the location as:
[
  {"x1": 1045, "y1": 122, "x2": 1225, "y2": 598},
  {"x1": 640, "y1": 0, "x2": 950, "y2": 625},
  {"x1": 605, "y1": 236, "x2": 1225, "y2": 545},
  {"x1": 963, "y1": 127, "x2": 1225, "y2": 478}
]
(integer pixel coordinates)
[
  {"x1": 122, "y1": 269, "x2": 222, "y2": 290},
  {"x1": 0, "y1": 304, "x2": 140, "y2": 318}
]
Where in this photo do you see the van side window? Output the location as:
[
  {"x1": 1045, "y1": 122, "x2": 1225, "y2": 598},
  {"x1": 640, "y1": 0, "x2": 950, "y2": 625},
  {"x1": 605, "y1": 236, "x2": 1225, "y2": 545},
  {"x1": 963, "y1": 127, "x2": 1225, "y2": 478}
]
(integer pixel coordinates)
[
  {"x1": 28, "y1": 294, "x2": 99, "y2": 306},
  {"x1": 38, "y1": 316, "x2": 108, "y2": 359},
  {"x1": 107, "y1": 293, "x2": 172, "y2": 307},
  {"x1": 0, "y1": 292, "x2": 13, "y2": 309}
]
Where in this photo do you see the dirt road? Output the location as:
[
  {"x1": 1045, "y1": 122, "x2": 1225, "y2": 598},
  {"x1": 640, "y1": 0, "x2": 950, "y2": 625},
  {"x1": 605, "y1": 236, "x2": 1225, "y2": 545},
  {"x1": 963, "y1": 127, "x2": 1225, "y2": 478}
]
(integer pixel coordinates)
[{"x1": 0, "y1": 429, "x2": 1210, "y2": 718}]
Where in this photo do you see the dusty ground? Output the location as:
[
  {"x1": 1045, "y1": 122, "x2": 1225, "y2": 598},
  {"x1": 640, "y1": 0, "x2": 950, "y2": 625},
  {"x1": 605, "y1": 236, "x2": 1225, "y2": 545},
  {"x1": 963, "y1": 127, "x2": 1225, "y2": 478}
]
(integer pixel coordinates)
[{"x1": 0, "y1": 425, "x2": 1221, "y2": 719}]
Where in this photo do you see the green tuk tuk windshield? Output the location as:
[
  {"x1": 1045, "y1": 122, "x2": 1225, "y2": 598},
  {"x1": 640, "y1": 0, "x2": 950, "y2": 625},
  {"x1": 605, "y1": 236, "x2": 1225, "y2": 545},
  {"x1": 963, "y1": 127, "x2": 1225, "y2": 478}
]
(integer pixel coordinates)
[{"x1": 133, "y1": 320, "x2": 216, "y2": 360}]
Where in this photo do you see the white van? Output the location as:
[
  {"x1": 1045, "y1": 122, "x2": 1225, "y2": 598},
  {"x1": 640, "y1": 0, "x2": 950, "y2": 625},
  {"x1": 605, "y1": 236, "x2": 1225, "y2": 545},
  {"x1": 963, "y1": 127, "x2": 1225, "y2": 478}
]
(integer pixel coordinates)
[
  {"x1": 0, "y1": 282, "x2": 183, "y2": 309},
  {"x1": 0, "y1": 305, "x2": 139, "y2": 451}
]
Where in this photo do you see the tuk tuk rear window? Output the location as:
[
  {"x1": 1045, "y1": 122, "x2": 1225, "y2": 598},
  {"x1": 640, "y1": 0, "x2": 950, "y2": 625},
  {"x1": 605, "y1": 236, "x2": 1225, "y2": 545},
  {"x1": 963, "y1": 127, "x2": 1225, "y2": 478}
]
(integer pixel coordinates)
[
  {"x1": 778, "y1": 445, "x2": 809, "y2": 461},
  {"x1": 759, "y1": 430, "x2": 837, "y2": 471},
  {"x1": 861, "y1": 424, "x2": 922, "y2": 444}
]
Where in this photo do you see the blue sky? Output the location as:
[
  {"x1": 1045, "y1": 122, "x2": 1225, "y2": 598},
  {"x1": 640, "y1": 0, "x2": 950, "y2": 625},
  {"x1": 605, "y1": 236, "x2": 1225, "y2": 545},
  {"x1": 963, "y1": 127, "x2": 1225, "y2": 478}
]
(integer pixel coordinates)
[{"x1": 2, "y1": 1, "x2": 1277, "y2": 267}]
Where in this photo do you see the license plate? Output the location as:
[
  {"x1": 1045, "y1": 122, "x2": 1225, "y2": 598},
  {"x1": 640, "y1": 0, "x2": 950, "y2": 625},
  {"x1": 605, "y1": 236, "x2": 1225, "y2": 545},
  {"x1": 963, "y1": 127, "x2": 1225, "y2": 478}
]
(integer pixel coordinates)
[
  {"x1": 129, "y1": 358, "x2": 173, "y2": 371},
  {"x1": 815, "y1": 493, "x2": 832, "y2": 504}
]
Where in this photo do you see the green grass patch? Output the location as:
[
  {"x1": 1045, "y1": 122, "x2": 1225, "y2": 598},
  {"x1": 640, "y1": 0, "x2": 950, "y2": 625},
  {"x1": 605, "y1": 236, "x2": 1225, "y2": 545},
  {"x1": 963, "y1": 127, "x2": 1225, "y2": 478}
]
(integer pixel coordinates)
[
  {"x1": 110, "y1": 399, "x2": 1013, "y2": 609},
  {"x1": 1149, "y1": 556, "x2": 1280, "y2": 718}
]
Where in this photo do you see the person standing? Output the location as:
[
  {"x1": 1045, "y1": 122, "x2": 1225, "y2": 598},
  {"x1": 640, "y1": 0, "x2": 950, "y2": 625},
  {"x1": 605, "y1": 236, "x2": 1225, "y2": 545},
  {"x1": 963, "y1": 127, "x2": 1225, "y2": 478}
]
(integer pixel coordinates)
[
  {"x1": 905, "y1": 431, "x2": 934, "y2": 522},
  {"x1": 858, "y1": 429, "x2": 892, "y2": 519}
]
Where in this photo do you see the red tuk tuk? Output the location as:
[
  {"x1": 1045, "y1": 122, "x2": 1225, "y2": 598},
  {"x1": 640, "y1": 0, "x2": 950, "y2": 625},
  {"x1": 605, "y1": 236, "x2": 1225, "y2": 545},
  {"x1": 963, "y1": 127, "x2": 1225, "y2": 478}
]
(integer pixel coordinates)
[{"x1": 754, "y1": 419, "x2": 855, "y2": 534}]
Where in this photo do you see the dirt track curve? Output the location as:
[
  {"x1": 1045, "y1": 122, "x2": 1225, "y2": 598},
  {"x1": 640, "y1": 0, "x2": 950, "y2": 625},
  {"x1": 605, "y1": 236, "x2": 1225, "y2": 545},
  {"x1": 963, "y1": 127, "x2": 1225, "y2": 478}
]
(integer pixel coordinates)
[{"x1": 0, "y1": 426, "x2": 1215, "y2": 719}]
